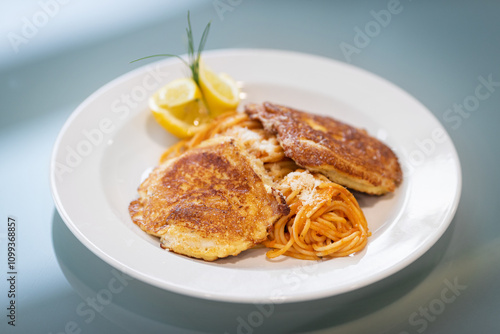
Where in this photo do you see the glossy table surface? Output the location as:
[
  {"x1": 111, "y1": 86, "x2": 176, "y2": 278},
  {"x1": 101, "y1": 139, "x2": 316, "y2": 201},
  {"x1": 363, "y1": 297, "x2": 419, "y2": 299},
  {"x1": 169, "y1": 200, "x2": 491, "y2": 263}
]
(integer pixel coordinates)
[{"x1": 1, "y1": 1, "x2": 499, "y2": 333}]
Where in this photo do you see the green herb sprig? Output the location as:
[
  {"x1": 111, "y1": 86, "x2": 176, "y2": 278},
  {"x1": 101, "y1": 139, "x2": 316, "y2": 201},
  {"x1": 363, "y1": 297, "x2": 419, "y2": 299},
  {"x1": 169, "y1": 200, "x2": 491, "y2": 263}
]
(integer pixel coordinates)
[{"x1": 131, "y1": 11, "x2": 211, "y2": 88}]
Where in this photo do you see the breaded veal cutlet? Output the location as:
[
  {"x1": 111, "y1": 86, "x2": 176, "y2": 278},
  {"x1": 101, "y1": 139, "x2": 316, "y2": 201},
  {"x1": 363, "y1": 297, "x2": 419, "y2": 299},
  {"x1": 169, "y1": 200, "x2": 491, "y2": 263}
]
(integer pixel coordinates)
[
  {"x1": 129, "y1": 136, "x2": 289, "y2": 261},
  {"x1": 246, "y1": 102, "x2": 403, "y2": 195}
]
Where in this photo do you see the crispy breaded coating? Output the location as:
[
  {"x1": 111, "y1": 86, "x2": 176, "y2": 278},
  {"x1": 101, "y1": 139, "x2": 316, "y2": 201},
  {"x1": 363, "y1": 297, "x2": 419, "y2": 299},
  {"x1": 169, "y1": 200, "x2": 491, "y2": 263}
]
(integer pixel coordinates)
[{"x1": 246, "y1": 102, "x2": 402, "y2": 194}]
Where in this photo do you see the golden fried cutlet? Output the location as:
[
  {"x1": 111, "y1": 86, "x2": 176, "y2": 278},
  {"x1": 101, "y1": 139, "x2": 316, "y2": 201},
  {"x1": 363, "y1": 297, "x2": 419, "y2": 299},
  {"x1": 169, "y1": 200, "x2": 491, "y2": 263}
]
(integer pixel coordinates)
[
  {"x1": 129, "y1": 136, "x2": 289, "y2": 261},
  {"x1": 245, "y1": 102, "x2": 402, "y2": 195}
]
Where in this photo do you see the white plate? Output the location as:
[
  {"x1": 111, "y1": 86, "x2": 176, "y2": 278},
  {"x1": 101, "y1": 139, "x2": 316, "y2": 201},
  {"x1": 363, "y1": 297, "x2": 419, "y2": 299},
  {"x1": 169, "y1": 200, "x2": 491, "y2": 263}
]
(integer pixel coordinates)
[{"x1": 50, "y1": 49, "x2": 461, "y2": 303}]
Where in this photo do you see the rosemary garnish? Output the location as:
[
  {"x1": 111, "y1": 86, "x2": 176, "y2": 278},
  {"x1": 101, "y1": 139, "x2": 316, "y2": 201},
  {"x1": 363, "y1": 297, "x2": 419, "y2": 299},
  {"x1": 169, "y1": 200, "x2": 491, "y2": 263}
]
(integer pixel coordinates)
[{"x1": 131, "y1": 11, "x2": 211, "y2": 89}]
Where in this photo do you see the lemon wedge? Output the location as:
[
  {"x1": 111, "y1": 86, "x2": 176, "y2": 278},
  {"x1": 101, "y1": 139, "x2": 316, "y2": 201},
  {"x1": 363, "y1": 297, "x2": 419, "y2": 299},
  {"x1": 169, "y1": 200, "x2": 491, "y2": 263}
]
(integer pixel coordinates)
[
  {"x1": 199, "y1": 61, "x2": 240, "y2": 115},
  {"x1": 149, "y1": 78, "x2": 211, "y2": 138}
]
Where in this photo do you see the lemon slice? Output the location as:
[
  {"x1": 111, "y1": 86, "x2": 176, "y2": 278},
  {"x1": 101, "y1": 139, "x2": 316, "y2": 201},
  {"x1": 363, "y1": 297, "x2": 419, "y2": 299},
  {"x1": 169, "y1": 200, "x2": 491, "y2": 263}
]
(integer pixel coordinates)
[
  {"x1": 149, "y1": 78, "x2": 211, "y2": 138},
  {"x1": 199, "y1": 61, "x2": 240, "y2": 115}
]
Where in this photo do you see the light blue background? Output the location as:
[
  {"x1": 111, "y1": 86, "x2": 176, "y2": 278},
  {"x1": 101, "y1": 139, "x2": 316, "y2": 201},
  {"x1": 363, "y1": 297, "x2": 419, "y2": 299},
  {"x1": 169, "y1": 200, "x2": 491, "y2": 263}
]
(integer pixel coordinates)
[{"x1": 1, "y1": 1, "x2": 499, "y2": 333}]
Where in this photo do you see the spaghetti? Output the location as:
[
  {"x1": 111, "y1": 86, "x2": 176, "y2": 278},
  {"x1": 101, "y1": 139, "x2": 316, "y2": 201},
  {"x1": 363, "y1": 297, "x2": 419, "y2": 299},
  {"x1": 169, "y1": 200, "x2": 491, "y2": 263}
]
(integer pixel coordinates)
[
  {"x1": 159, "y1": 111, "x2": 284, "y2": 164},
  {"x1": 263, "y1": 170, "x2": 370, "y2": 260}
]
